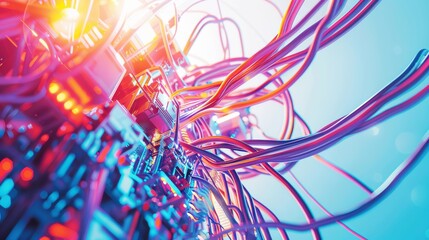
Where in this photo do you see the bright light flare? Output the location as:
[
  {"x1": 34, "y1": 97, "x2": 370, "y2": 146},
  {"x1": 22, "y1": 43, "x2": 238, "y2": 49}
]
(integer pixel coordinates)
[{"x1": 52, "y1": 8, "x2": 80, "y2": 40}]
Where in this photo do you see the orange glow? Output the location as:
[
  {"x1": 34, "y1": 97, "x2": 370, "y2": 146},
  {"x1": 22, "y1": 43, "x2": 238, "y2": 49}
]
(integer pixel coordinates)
[
  {"x1": 41, "y1": 134, "x2": 49, "y2": 142},
  {"x1": 20, "y1": 167, "x2": 34, "y2": 181},
  {"x1": 52, "y1": 8, "x2": 80, "y2": 40},
  {"x1": 118, "y1": 155, "x2": 126, "y2": 165},
  {"x1": 48, "y1": 223, "x2": 78, "y2": 239},
  {"x1": 64, "y1": 100, "x2": 75, "y2": 110},
  {"x1": 49, "y1": 82, "x2": 60, "y2": 94},
  {"x1": 39, "y1": 236, "x2": 50, "y2": 240},
  {"x1": 0, "y1": 158, "x2": 13, "y2": 172},
  {"x1": 68, "y1": 78, "x2": 90, "y2": 104},
  {"x1": 56, "y1": 92, "x2": 67, "y2": 102},
  {"x1": 155, "y1": 215, "x2": 162, "y2": 229},
  {"x1": 72, "y1": 107, "x2": 81, "y2": 115}
]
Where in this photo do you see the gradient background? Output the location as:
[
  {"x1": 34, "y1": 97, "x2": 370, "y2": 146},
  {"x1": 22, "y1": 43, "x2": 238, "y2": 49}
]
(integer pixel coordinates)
[{"x1": 173, "y1": 0, "x2": 429, "y2": 239}]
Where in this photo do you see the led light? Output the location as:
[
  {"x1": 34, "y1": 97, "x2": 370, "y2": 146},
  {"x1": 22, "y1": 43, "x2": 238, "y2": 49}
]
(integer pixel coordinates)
[
  {"x1": 72, "y1": 107, "x2": 81, "y2": 115},
  {"x1": 0, "y1": 158, "x2": 13, "y2": 182},
  {"x1": 49, "y1": 82, "x2": 60, "y2": 94},
  {"x1": 56, "y1": 92, "x2": 67, "y2": 102},
  {"x1": 20, "y1": 167, "x2": 34, "y2": 182},
  {"x1": 0, "y1": 158, "x2": 13, "y2": 172},
  {"x1": 64, "y1": 100, "x2": 75, "y2": 110}
]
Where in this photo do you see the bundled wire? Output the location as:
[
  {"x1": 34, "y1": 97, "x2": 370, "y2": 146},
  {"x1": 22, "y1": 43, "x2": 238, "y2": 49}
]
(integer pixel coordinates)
[
  {"x1": 1, "y1": 0, "x2": 428, "y2": 239},
  {"x1": 173, "y1": 0, "x2": 429, "y2": 239}
]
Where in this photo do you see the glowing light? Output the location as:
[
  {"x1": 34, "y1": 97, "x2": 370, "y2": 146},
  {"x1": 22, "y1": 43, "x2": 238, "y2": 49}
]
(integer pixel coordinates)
[
  {"x1": 143, "y1": 202, "x2": 150, "y2": 211},
  {"x1": 48, "y1": 223, "x2": 78, "y2": 239},
  {"x1": 64, "y1": 100, "x2": 75, "y2": 110},
  {"x1": 52, "y1": 8, "x2": 80, "y2": 40},
  {"x1": 30, "y1": 29, "x2": 39, "y2": 37},
  {"x1": 155, "y1": 215, "x2": 162, "y2": 229},
  {"x1": 41, "y1": 134, "x2": 49, "y2": 142},
  {"x1": 0, "y1": 158, "x2": 13, "y2": 172},
  {"x1": 72, "y1": 107, "x2": 81, "y2": 115},
  {"x1": 56, "y1": 92, "x2": 67, "y2": 102},
  {"x1": 0, "y1": 158, "x2": 13, "y2": 182},
  {"x1": 39, "y1": 39, "x2": 49, "y2": 50},
  {"x1": 118, "y1": 156, "x2": 126, "y2": 165},
  {"x1": 216, "y1": 112, "x2": 240, "y2": 124},
  {"x1": 62, "y1": 8, "x2": 80, "y2": 21},
  {"x1": 49, "y1": 82, "x2": 60, "y2": 94},
  {"x1": 20, "y1": 167, "x2": 34, "y2": 182},
  {"x1": 0, "y1": 178, "x2": 14, "y2": 197},
  {"x1": 68, "y1": 78, "x2": 90, "y2": 104},
  {"x1": 0, "y1": 195, "x2": 11, "y2": 209}
]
